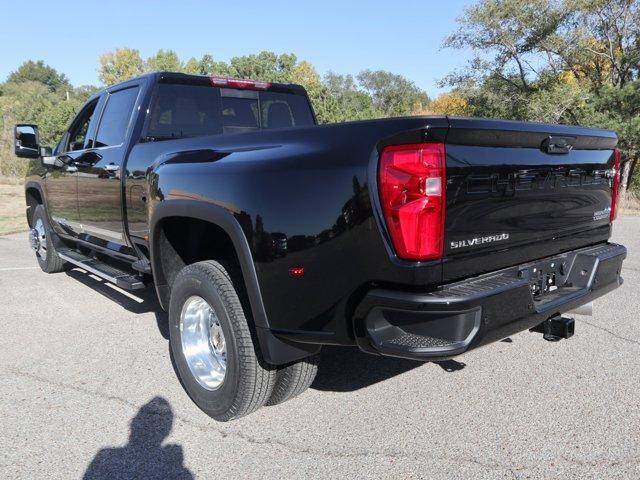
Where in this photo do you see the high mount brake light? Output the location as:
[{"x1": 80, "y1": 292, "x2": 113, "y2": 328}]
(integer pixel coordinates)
[
  {"x1": 378, "y1": 143, "x2": 446, "y2": 261},
  {"x1": 610, "y1": 148, "x2": 621, "y2": 222},
  {"x1": 209, "y1": 76, "x2": 272, "y2": 91}
]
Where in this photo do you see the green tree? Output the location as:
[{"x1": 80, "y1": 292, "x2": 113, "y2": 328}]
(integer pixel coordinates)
[
  {"x1": 579, "y1": 80, "x2": 640, "y2": 190},
  {"x1": 98, "y1": 48, "x2": 145, "y2": 85},
  {"x1": 0, "y1": 81, "x2": 87, "y2": 176},
  {"x1": 1, "y1": 59, "x2": 96, "y2": 177},
  {"x1": 357, "y1": 70, "x2": 430, "y2": 117},
  {"x1": 559, "y1": 0, "x2": 639, "y2": 90},
  {"x1": 6, "y1": 60, "x2": 71, "y2": 93},
  {"x1": 322, "y1": 72, "x2": 380, "y2": 121},
  {"x1": 227, "y1": 51, "x2": 297, "y2": 83},
  {"x1": 183, "y1": 57, "x2": 204, "y2": 75},
  {"x1": 183, "y1": 54, "x2": 231, "y2": 76},
  {"x1": 146, "y1": 49, "x2": 183, "y2": 72},
  {"x1": 443, "y1": 0, "x2": 640, "y2": 190}
]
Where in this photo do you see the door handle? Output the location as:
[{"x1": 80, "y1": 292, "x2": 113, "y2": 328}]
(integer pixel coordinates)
[
  {"x1": 75, "y1": 151, "x2": 103, "y2": 166},
  {"x1": 103, "y1": 163, "x2": 120, "y2": 172},
  {"x1": 78, "y1": 151, "x2": 102, "y2": 165}
]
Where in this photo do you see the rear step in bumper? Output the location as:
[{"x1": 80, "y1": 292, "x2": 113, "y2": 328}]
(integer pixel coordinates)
[{"x1": 353, "y1": 243, "x2": 626, "y2": 361}]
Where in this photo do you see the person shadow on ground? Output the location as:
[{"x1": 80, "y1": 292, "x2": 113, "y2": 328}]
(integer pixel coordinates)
[{"x1": 83, "y1": 396, "x2": 193, "y2": 480}]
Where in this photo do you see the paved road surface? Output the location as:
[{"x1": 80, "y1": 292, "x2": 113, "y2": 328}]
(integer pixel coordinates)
[{"x1": 1, "y1": 217, "x2": 639, "y2": 479}]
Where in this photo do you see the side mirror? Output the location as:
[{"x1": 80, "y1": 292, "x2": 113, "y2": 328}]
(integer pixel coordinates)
[{"x1": 14, "y1": 124, "x2": 40, "y2": 158}]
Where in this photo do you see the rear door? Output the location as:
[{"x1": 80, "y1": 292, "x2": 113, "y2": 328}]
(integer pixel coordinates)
[
  {"x1": 444, "y1": 118, "x2": 617, "y2": 280},
  {"x1": 76, "y1": 84, "x2": 141, "y2": 245}
]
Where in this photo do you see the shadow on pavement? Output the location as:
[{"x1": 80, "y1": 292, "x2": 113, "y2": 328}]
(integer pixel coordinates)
[
  {"x1": 65, "y1": 269, "x2": 169, "y2": 339},
  {"x1": 83, "y1": 397, "x2": 193, "y2": 480},
  {"x1": 434, "y1": 359, "x2": 467, "y2": 372},
  {"x1": 312, "y1": 346, "x2": 466, "y2": 392}
]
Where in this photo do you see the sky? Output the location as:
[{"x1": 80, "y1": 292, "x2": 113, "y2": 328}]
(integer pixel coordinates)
[{"x1": 0, "y1": 0, "x2": 475, "y2": 97}]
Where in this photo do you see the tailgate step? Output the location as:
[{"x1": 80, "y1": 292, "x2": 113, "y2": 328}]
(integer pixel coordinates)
[{"x1": 57, "y1": 249, "x2": 145, "y2": 290}]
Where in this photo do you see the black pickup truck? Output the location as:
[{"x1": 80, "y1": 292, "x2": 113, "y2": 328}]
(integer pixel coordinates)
[{"x1": 15, "y1": 72, "x2": 626, "y2": 421}]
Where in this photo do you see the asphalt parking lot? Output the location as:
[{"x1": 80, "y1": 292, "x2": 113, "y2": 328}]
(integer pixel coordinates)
[{"x1": 1, "y1": 217, "x2": 639, "y2": 479}]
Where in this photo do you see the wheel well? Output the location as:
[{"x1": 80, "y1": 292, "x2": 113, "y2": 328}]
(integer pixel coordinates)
[
  {"x1": 25, "y1": 188, "x2": 43, "y2": 228},
  {"x1": 154, "y1": 216, "x2": 241, "y2": 303},
  {"x1": 152, "y1": 213, "x2": 321, "y2": 365}
]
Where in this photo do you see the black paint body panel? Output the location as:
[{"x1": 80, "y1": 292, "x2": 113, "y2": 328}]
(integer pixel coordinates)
[{"x1": 135, "y1": 116, "x2": 449, "y2": 345}]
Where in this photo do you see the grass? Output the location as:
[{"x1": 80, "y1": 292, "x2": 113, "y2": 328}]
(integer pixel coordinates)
[{"x1": 0, "y1": 177, "x2": 27, "y2": 235}]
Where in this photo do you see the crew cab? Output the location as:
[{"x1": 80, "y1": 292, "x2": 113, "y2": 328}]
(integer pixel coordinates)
[{"x1": 15, "y1": 72, "x2": 626, "y2": 421}]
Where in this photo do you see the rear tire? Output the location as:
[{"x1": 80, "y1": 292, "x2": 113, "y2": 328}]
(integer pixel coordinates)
[
  {"x1": 169, "y1": 260, "x2": 276, "y2": 421},
  {"x1": 267, "y1": 354, "x2": 320, "y2": 406},
  {"x1": 30, "y1": 205, "x2": 67, "y2": 274}
]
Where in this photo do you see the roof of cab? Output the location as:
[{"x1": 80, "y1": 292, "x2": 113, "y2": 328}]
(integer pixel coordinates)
[{"x1": 93, "y1": 71, "x2": 308, "y2": 99}]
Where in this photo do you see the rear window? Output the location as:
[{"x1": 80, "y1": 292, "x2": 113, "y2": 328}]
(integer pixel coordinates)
[{"x1": 146, "y1": 83, "x2": 314, "y2": 140}]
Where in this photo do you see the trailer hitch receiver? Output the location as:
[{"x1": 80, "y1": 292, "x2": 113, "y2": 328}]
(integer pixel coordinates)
[{"x1": 530, "y1": 315, "x2": 575, "y2": 342}]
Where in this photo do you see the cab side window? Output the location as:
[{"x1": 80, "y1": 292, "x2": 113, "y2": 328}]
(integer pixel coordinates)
[
  {"x1": 66, "y1": 100, "x2": 99, "y2": 152},
  {"x1": 94, "y1": 87, "x2": 140, "y2": 148}
]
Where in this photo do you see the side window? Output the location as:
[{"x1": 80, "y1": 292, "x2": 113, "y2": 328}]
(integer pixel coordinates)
[
  {"x1": 94, "y1": 86, "x2": 140, "y2": 148},
  {"x1": 66, "y1": 100, "x2": 99, "y2": 152}
]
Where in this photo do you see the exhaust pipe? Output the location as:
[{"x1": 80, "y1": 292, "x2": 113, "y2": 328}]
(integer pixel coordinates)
[{"x1": 530, "y1": 315, "x2": 575, "y2": 342}]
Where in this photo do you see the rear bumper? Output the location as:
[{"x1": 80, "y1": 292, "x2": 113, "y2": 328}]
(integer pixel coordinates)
[{"x1": 353, "y1": 243, "x2": 626, "y2": 361}]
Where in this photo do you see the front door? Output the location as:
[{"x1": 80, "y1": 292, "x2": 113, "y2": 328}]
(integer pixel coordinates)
[
  {"x1": 46, "y1": 97, "x2": 101, "y2": 236},
  {"x1": 76, "y1": 85, "x2": 141, "y2": 246}
]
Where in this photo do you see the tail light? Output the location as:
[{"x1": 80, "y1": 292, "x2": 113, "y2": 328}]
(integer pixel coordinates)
[
  {"x1": 209, "y1": 76, "x2": 272, "y2": 90},
  {"x1": 378, "y1": 143, "x2": 446, "y2": 261},
  {"x1": 610, "y1": 148, "x2": 621, "y2": 222}
]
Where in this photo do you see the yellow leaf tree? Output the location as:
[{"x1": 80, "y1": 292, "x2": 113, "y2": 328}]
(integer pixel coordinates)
[{"x1": 98, "y1": 48, "x2": 145, "y2": 85}]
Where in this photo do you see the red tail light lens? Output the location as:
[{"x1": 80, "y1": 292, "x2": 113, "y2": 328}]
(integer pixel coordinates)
[
  {"x1": 209, "y1": 76, "x2": 272, "y2": 90},
  {"x1": 378, "y1": 143, "x2": 446, "y2": 261},
  {"x1": 610, "y1": 148, "x2": 621, "y2": 222}
]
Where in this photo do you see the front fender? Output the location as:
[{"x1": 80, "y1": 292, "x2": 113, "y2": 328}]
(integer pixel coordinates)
[{"x1": 24, "y1": 179, "x2": 47, "y2": 228}]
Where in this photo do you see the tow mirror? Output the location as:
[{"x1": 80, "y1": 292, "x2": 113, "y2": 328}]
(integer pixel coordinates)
[{"x1": 14, "y1": 124, "x2": 40, "y2": 158}]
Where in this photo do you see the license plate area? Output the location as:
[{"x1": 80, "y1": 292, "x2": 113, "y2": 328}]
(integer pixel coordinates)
[{"x1": 518, "y1": 256, "x2": 570, "y2": 301}]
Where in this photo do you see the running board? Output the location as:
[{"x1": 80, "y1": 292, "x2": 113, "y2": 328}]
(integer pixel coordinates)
[{"x1": 57, "y1": 249, "x2": 145, "y2": 290}]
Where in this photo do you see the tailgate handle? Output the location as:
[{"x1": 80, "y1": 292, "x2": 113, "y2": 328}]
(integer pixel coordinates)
[{"x1": 541, "y1": 136, "x2": 575, "y2": 154}]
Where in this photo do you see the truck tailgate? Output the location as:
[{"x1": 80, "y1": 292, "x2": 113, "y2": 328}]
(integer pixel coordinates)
[{"x1": 443, "y1": 117, "x2": 618, "y2": 281}]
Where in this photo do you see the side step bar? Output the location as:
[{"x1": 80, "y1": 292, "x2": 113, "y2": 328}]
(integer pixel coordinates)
[{"x1": 57, "y1": 249, "x2": 145, "y2": 290}]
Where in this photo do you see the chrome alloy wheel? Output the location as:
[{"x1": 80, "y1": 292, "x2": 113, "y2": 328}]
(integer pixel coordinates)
[
  {"x1": 29, "y1": 218, "x2": 47, "y2": 261},
  {"x1": 179, "y1": 296, "x2": 227, "y2": 390}
]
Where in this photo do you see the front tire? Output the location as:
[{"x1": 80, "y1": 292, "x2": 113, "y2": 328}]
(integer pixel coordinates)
[
  {"x1": 169, "y1": 260, "x2": 275, "y2": 421},
  {"x1": 30, "y1": 205, "x2": 67, "y2": 273}
]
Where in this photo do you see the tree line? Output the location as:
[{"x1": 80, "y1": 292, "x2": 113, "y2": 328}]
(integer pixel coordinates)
[
  {"x1": 0, "y1": 53, "x2": 431, "y2": 177},
  {"x1": 0, "y1": 0, "x2": 637, "y2": 191}
]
